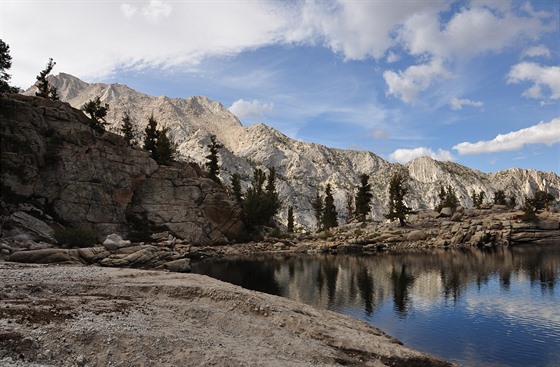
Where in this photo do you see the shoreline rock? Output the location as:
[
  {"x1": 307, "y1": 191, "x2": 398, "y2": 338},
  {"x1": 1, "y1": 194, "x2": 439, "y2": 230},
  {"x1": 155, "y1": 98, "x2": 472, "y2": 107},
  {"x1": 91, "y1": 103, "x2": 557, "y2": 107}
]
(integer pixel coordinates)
[{"x1": 0, "y1": 263, "x2": 454, "y2": 367}]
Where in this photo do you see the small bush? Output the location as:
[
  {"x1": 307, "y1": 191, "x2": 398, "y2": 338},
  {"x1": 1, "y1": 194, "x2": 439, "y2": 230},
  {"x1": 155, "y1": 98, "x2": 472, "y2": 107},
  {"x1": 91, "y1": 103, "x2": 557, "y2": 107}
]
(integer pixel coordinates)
[{"x1": 53, "y1": 228, "x2": 97, "y2": 248}]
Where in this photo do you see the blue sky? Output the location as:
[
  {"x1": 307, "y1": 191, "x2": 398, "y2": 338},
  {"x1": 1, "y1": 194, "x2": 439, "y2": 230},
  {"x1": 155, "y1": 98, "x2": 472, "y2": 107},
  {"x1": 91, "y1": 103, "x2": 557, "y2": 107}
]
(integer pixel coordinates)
[{"x1": 2, "y1": 0, "x2": 559, "y2": 173}]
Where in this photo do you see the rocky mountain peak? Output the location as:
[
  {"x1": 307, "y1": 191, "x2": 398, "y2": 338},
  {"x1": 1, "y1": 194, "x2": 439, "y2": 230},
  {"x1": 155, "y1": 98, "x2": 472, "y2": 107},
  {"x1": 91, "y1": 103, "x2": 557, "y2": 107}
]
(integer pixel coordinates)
[{"x1": 27, "y1": 73, "x2": 559, "y2": 229}]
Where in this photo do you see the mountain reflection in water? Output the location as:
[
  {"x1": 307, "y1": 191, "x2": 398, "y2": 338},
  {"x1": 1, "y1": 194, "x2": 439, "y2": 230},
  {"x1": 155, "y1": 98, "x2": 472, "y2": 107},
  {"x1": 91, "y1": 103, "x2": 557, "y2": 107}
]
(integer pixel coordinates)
[{"x1": 192, "y1": 244, "x2": 560, "y2": 367}]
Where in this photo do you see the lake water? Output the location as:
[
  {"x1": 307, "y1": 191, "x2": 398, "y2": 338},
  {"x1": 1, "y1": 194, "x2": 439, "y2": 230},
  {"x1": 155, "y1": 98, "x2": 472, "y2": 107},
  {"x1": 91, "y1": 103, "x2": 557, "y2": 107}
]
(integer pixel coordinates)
[{"x1": 192, "y1": 244, "x2": 560, "y2": 367}]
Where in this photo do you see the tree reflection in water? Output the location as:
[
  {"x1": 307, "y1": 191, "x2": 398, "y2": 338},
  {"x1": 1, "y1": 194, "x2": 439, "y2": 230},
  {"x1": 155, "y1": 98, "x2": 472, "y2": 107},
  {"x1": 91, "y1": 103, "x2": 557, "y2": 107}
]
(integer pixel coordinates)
[
  {"x1": 192, "y1": 243, "x2": 560, "y2": 367},
  {"x1": 193, "y1": 244, "x2": 559, "y2": 315},
  {"x1": 390, "y1": 264, "x2": 415, "y2": 317}
]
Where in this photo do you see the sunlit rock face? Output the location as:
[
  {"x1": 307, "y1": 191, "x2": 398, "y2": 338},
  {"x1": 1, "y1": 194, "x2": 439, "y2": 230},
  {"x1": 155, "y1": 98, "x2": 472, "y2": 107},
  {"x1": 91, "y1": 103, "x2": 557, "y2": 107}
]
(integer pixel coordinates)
[{"x1": 38, "y1": 73, "x2": 559, "y2": 229}]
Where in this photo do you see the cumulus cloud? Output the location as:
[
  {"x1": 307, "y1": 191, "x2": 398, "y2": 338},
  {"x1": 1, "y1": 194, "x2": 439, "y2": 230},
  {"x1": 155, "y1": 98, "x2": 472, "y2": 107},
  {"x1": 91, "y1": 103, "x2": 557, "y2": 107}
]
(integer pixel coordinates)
[
  {"x1": 287, "y1": 0, "x2": 446, "y2": 60},
  {"x1": 449, "y1": 97, "x2": 484, "y2": 110},
  {"x1": 229, "y1": 99, "x2": 274, "y2": 120},
  {"x1": 398, "y1": 4, "x2": 551, "y2": 60},
  {"x1": 453, "y1": 118, "x2": 560, "y2": 154},
  {"x1": 523, "y1": 44, "x2": 551, "y2": 58},
  {"x1": 507, "y1": 62, "x2": 560, "y2": 100},
  {"x1": 389, "y1": 147, "x2": 455, "y2": 164},
  {"x1": 383, "y1": 59, "x2": 452, "y2": 103}
]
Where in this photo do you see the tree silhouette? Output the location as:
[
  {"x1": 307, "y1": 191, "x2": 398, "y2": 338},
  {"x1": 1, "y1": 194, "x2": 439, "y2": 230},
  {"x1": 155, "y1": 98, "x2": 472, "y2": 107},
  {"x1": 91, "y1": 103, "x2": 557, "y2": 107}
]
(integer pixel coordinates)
[
  {"x1": 120, "y1": 111, "x2": 137, "y2": 146},
  {"x1": 311, "y1": 190, "x2": 323, "y2": 230},
  {"x1": 493, "y1": 190, "x2": 507, "y2": 205},
  {"x1": 35, "y1": 58, "x2": 59, "y2": 100},
  {"x1": 385, "y1": 172, "x2": 412, "y2": 226},
  {"x1": 436, "y1": 185, "x2": 459, "y2": 212},
  {"x1": 155, "y1": 128, "x2": 176, "y2": 165},
  {"x1": 230, "y1": 173, "x2": 243, "y2": 204},
  {"x1": 287, "y1": 206, "x2": 294, "y2": 233},
  {"x1": 81, "y1": 96, "x2": 109, "y2": 133},
  {"x1": 243, "y1": 167, "x2": 280, "y2": 229},
  {"x1": 322, "y1": 184, "x2": 338, "y2": 230},
  {"x1": 205, "y1": 134, "x2": 222, "y2": 184},
  {"x1": 0, "y1": 39, "x2": 20, "y2": 93},
  {"x1": 355, "y1": 173, "x2": 373, "y2": 221},
  {"x1": 143, "y1": 115, "x2": 176, "y2": 165}
]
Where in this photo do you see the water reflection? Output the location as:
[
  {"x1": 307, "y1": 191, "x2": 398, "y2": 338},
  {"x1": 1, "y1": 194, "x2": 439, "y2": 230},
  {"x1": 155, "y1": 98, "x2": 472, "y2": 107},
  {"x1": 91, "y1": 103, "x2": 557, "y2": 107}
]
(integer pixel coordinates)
[{"x1": 192, "y1": 244, "x2": 560, "y2": 367}]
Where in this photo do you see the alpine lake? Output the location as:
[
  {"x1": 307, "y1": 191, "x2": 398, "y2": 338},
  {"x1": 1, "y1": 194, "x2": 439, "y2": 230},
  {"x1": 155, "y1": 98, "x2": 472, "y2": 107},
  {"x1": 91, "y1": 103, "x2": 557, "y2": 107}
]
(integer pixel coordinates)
[{"x1": 192, "y1": 243, "x2": 560, "y2": 367}]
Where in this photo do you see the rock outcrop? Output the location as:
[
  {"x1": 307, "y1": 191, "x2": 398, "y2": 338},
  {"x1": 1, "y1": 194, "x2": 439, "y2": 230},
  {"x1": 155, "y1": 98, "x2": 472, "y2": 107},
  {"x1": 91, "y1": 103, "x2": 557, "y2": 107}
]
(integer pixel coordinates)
[
  {"x1": 0, "y1": 94, "x2": 244, "y2": 244},
  {"x1": 33, "y1": 73, "x2": 560, "y2": 229}
]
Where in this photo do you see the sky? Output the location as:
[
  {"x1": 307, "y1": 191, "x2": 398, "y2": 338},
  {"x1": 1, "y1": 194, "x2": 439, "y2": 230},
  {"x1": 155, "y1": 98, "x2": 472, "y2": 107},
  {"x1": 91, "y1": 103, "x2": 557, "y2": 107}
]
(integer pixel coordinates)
[{"x1": 1, "y1": 0, "x2": 559, "y2": 174}]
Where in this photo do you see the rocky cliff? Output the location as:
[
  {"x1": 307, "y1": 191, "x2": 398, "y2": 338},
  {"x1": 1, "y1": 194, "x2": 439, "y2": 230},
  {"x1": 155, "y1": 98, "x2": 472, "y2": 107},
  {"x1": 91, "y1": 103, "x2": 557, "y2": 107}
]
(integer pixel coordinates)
[
  {"x1": 26, "y1": 73, "x2": 560, "y2": 229},
  {"x1": 0, "y1": 94, "x2": 244, "y2": 244}
]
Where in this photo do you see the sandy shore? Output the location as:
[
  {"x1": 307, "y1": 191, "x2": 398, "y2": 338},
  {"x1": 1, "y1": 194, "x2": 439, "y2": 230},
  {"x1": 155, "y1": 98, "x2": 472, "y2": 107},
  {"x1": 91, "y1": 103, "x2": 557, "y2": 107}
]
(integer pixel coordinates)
[{"x1": 0, "y1": 262, "x2": 453, "y2": 367}]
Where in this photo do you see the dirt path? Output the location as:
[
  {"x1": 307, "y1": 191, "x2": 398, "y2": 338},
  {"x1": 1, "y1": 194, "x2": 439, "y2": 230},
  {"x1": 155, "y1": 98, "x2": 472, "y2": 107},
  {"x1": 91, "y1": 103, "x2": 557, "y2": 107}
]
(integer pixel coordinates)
[{"x1": 0, "y1": 263, "x2": 454, "y2": 367}]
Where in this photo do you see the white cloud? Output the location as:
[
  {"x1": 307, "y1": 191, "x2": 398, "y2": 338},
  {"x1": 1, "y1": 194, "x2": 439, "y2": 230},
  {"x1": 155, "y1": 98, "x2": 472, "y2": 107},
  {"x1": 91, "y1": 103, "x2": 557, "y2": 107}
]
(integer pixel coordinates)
[
  {"x1": 5, "y1": 1, "x2": 293, "y2": 87},
  {"x1": 389, "y1": 147, "x2": 455, "y2": 164},
  {"x1": 287, "y1": 0, "x2": 446, "y2": 60},
  {"x1": 142, "y1": 0, "x2": 172, "y2": 23},
  {"x1": 507, "y1": 62, "x2": 560, "y2": 100},
  {"x1": 523, "y1": 44, "x2": 551, "y2": 58},
  {"x1": 229, "y1": 99, "x2": 274, "y2": 120},
  {"x1": 398, "y1": 4, "x2": 551, "y2": 60},
  {"x1": 383, "y1": 59, "x2": 452, "y2": 103},
  {"x1": 449, "y1": 97, "x2": 484, "y2": 110},
  {"x1": 120, "y1": 1, "x2": 172, "y2": 23},
  {"x1": 453, "y1": 118, "x2": 560, "y2": 155}
]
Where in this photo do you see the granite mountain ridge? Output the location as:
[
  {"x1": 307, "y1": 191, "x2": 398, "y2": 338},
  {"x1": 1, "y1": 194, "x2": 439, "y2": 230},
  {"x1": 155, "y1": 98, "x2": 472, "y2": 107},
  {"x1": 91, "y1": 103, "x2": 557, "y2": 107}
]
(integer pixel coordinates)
[{"x1": 28, "y1": 73, "x2": 559, "y2": 229}]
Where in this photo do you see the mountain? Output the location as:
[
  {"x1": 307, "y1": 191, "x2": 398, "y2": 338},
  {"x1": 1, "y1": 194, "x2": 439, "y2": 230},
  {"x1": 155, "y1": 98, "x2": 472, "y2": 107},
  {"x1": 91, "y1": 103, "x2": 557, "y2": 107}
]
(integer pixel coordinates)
[{"x1": 28, "y1": 73, "x2": 560, "y2": 229}]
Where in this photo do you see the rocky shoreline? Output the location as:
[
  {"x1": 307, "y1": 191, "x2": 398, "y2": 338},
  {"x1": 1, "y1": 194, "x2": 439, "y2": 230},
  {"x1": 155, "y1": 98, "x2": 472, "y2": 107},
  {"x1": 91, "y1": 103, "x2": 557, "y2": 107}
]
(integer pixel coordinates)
[
  {"x1": 0, "y1": 263, "x2": 454, "y2": 367},
  {"x1": 2, "y1": 207, "x2": 558, "y2": 271}
]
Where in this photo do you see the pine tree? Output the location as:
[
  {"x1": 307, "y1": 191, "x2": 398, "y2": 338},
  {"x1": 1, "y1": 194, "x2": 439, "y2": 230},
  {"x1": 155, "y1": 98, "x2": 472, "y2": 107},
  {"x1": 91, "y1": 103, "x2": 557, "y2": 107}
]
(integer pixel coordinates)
[
  {"x1": 534, "y1": 190, "x2": 555, "y2": 211},
  {"x1": 35, "y1": 58, "x2": 58, "y2": 100},
  {"x1": 355, "y1": 173, "x2": 373, "y2": 222},
  {"x1": 143, "y1": 114, "x2": 159, "y2": 160},
  {"x1": 81, "y1": 96, "x2": 109, "y2": 133},
  {"x1": 471, "y1": 190, "x2": 485, "y2": 208},
  {"x1": 242, "y1": 168, "x2": 267, "y2": 229},
  {"x1": 155, "y1": 128, "x2": 176, "y2": 165},
  {"x1": 230, "y1": 173, "x2": 243, "y2": 203},
  {"x1": 345, "y1": 191, "x2": 354, "y2": 223},
  {"x1": 205, "y1": 134, "x2": 222, "y2": 184},
  {"x1": 521, "y1": 196, "x2": 538, "y2": 223},
  {"x1": 493, "y1": 190, "x2": 507, "y2": 206},
  {"x1": 385, "y1": 172, "x2": 412, "y2": 226},
  {"x1": 0, "y1": 39, "x2": 20, "y2": 93},
  {"x1": 120, "y1": 111, "x2": 137, "y2": 146},
  {"x1": 436, "y1": 185, "x2": 459, "y2": 212},
  {"x1": 142, "y1": 115, "x2": 176, "y2": 165},
  {"x1": 311, "y1": 190, "x2": 324, "y2": 230},
  {"x1": 444, "y1": 185, "x2": 459, "y2": 211},
  {"x1": 436, "y1": 185, "x2": 446, "y2": 211},
  {"x1": 322, "y1": 184, "x2": 338, "y2": 230},
  {"x1": 287, "y1": 206, "x2": 294, "y2": 233},
  {"x1": 263, "y1": 167, "x2": 281, "y2": 222}
]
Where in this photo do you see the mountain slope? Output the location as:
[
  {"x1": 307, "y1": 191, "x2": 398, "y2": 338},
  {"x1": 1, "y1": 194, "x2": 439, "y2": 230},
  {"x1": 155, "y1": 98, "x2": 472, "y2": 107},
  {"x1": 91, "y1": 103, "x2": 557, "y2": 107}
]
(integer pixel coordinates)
[{"x1": 29, "y1": 73, "x2": 560, "y2": 229}]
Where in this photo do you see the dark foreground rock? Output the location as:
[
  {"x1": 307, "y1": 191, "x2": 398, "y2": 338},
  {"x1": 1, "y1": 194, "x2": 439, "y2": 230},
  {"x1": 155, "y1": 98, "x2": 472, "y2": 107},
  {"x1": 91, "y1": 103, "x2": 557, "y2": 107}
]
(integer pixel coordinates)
[
  {"x1": 0, "y1": 94, "x2": 244, "y2": 244},
  {"x1": 0, "y1": 263, "x2": 454, "y2": 367}
]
